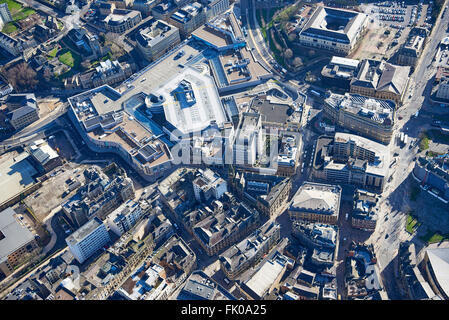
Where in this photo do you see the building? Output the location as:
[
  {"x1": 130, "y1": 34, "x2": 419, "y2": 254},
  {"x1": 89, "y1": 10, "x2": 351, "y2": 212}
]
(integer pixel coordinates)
[
  {"x1": 192, "y1": 11, "x2": 246, "y2": 52},
  {"x1": 192, "y1": 195, "x2": 260, "y2": 256},
  {"x1": 151, "y1": 0, "x2": 178, "y2": 21},
  {"x1": 135, "y1": 19, "x2": 181, "y2": 62},
  {"x1": 192, "y1": 168, "x2": 228, "y2": 202},
  {"x1": 298, "y1": 6, "x2": 368, "y2": 55},
  {"x1": 321, "y1": 56, "x2": 360, "y2": 90},
  {"x1": 0, "y1": 207, "x2": 39, "y2": 277},
  {"x1": 203, "y1": 0, "x2": 229, "y2": 21},
  {"x1": 351, "y1": 189, "x2": 378, "y2": 231},
  {"x1": 169, "y1": 2, "x2": 206, "y2": 37},
  {"x1": 103, "y1": 9, "x2": 142, "y2": 33},
  {"x1": 79, "y1": 60, "x2": 133, "y2": 89},
  {"x1": 6, "y1": 94, "x2": 40, "y2": 130},
  {"x1": 0, "y1": 3, "x2": 12, "y2": 26},
  {"x1": 143, "y1": 66, "x2": 228, "y2": 138},
  {"x1": 68, "y1": 85, "x2": 173, "y2": 183},
  {"x1": 0, "y1": 31, "x2": 24, "y2": 56},
  {"x1": 412, "y1": 156, "x2": 449, "y2": 202},
  {"x1": 436, "y1": 77, "x2": 449, "y2": 100},
  {"x1": 399, "y1": 242, "x2": 439, "y2": 300},
  {"x1": 350, "y1": 59, "x2": 410, "y2": 104},
  {"x1": 423, "y1": 246, "x2": 449, "y2": 300},
  {"x1": 313, "y1": 133, "x2": 390, "y2": 193},
  {"x1": 106, "y1": 200, "x2": 143, "y2": 236},
  {"x1": 230, "y1": 171, "x2": 291, "y2": 218},
  {"x1": 239, "y1": 252, "x2": 289, "y2": 300},
  {"x1": 396, "y1": 27, "x2": 427, "y2": 67},
  {"x1": 132, "y1": 0, "x2": 158, "y2": 16},
  {"x1": 66, "y1": 28, "x2": 103, "y2": 58},
  {"x1": 289, "y1": 182, "x2": 341, "y2": 225},
  {"x1": 66, "y1": 217, "x2": 111, "y2": 264},
  {"x1": 62, "y1": 166, "x2": 135, "y2": 228},
  {"x1": 345, "y1": 243, "x2": 385, "y2": 299},
  {"x1": 233, "y1": 112, "x2": 262, "y2": 166},
  {"x1": 158, "y1": 168, "x2": 260, "y2": 253},
  {"x1": 323, "y1": 92, "x2": 395, "y2": 145},
  {"x1": 219, "y1": 221, "x2": 280, "y2": 279},
  {"x1": 292, "y1": 221, "x2": 338, "y2": 266},
  {"x1": 28, "y1": 139, "x2": 62, "y2": 172},
  {"x1": 178, "y1": 270, "x2": 235, "y2": 300}
]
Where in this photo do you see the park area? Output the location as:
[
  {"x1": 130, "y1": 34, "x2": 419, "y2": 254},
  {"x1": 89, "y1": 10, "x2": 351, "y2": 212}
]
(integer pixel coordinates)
[{"x1": 0, "y1": 0, "x2": 36, "y2": 34}]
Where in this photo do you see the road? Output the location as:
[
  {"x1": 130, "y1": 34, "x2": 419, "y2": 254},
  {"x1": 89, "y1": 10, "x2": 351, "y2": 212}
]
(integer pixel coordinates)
[{"x1": 364, "y1": 0, "x2": 449, "y2": 300}]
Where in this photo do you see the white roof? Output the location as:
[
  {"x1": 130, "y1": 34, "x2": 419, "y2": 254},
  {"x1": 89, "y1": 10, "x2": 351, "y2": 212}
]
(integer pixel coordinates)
[
  {"x1": 330, "y1": 56, "x2": 359, "y2": 69},
  {"x1": 31, "y1": 143, "x2": 59, "y2": 165},
  {"x1": 426, "y1": 247, "x2": 449, "y2": 297},
  {"x1": 155, "y1": 67, "x2": 227, "y2": 135},
  {"x1": 245, "y1": 258, "x2": 284, "y2": 298}
]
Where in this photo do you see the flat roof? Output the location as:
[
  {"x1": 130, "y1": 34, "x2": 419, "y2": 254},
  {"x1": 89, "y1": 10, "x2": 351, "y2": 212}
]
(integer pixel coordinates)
[
  {"x1": 153, "y1": 66, "x2": 226, "y2": 135},
  {"x1": 334, "y1": 132, "x2": 390, "y2": 177},
  {"x1": 244, "y1": 257, "x2": 285, "y2": 298},
  {"x1": 0, "y1": 207, "x2": 36, "y2": 263},
  {"x1": 0, "y1": 153, "x2": 37, "y2": 205},
  {"x1": 301, "y1": 6, "x2": 367, "y2": 44},
  {"x1": 290, "y1": 182, "x2": 341, "y2": 215},
  {"x1": 330, "y1": 56, "x2": 359, "y2": 69},
  {"x1": 66, "y1": 217, "x2": 104, "y2": 246}
]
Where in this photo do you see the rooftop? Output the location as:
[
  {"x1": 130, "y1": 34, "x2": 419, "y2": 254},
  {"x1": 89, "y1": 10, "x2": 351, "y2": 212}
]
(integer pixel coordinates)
[
  {"x1": 66, "y1": 217, "x2": 104, "y2": 246},
  {"x1": 325, "y1": 92, "x2": 395, "y2": 127},
  {"x1": 290, "y1": 182, "x2": 341, "y2": 216},
  {"x1": 301, "y1": 6, "x2": 368, "y2": 44},
  {"x1": 0, "y1": 207, "x2": 36, "y2": 264}
]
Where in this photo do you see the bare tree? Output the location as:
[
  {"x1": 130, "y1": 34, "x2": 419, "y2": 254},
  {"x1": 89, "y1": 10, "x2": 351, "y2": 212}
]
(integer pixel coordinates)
[
  {"x1": 284, "y1": 48, "x2": 293, "y2": 59},
  {"x1": 293, "y1": 57, "x2": 303, "y2": 67},
  {"x1": 6, "y1": 62, "x2": 38, "y2": 92}
]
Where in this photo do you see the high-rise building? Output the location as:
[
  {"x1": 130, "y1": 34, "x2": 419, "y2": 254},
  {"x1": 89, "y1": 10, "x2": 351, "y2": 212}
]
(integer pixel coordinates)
[
  {"x1": 66, "y1": 217, "x2": 111, "y2": 264},
  {"x1": 106, "y1": 200, "x2": 143, "y2": 236},
  {"x1": 0, "y1": 3, "x2": 12, "y2": 25}
]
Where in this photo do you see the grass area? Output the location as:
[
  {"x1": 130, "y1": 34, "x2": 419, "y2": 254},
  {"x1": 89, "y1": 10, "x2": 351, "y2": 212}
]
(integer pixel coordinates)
[
  {"x1": 48, "y1": 47, "x2": 59, "y2": 58},
  {"x1": 0, "y1": 0, "x2": 22, "y2": 12},
  {"x1": 12, "y1": 7, "x2": 35, "y2": 21},
  {"x1": 406, "y1": 212, "x2": 420, "y2": 234},
  {"x1": 1, "y1": 21, "x2": 17, "y2": 34},
  {"x1": 410, "y1": 185, "x2": 421, "y2": 201},
  {"x1": 419, "y1": 134, "x2": 430, "y2": 151},
  {"x1": 58, "y1": 49, "x2": 81, "y2": 68},
  {"x1": 419, "y1": 231, "x2": 449, "y2": 244}
]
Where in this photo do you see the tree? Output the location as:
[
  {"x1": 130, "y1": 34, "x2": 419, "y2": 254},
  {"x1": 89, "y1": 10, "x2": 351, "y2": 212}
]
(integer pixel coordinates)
[
  {"x1": 6, "y1": 62, "x2": 38, "y2": 92},
  {"x1": 293, "y1": 57, "x2": 303, "y2": 67},
  {"x1": 288, "y1": 32, "x2": 297, "y2": 42},
  {"x1": 284, "y1": 48, "x2": 293, "y2": 59}
]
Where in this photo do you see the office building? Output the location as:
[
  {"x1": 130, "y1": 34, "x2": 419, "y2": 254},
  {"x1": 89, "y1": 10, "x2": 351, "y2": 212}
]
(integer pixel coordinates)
[
  {"x1": 298, "y1": 6, "x2": 368, "y2": 55},
  {"x1": 289, "y1": 182, "x2": 341, "y2": 225},
  {"x1": 323, "y1": 92, "x2": 395, "y2": 144},
  {"x1": 79, "y1": 60, "x2": 133, "y2": 89},
  {"x1": 233, "y1": 112, "x2": 262, "y2": 166},
  {"x1": 136, "y1": 19, "x2": 181, "y2": 62},
  {"x1": 169, "y1": 2, "x2": 206, "y2": 37},
  {"x1": 396, "y1": 27, "x2": 427, "y2": 67},
  {"x1": 0, "y1": 207, "x2": 38, "y2": 277},
  {"x1": 6, "y1": 94, "x2": 40, "y2": 130},
  {"x1": 66, "y1": 217, "x2": 111, "y2": 264},
  {"x1": 351, "y1": 189, "x2": 378, "y2": 231},
  {"x1": 103, "y1": 9, "x2": 142, "y2": 33},
  {"x1": 106, "y1": 200, "x2": 143, "y2": 236},
  {"x1": 313, "y1": 133, "x2": 390, "y2": 192},
  {"x1": 219, "y1": 222, "x2": 280, "y2": 279},
  {"x1": 350, "y1": 59, "x2": 410, "y2": 104},
  {"x1": 321, "y1": 56, "x2": 360, "y2": 90}
]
